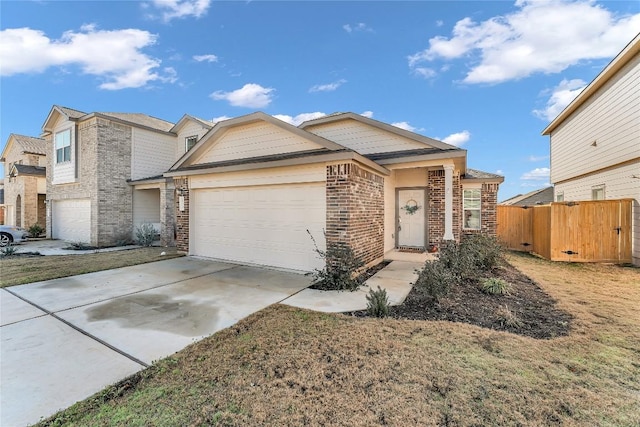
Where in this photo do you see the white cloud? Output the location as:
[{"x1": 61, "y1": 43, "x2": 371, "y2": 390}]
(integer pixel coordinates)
[
  {"x1": 150, "y1": 0, "x2": 211, "y2": 22},
  {"x1": 496, "y1": 169, "x2": 504, "y2": 175},
  {"x1": 412, "y1": 67, "x2": 437, "y2": 79},
  {"x1": 309, "y1": 79, "x2": 346, "y2": 93},
  {"x1": 360, "y1": 111, "x2": 374, "y2": 118},
  {"x1": 408, "y1": 0, "x2": 640, "y2": 84},
  {"x1": 343, "y1": 23, "x2": 373, "y2": 33},
  {"x1": 533, "y1": 78, "x2": 586, "y2": 121},
  {"x1": 436, "y1": 20, "x2": 444, "y2": 27},
  {"x1": 442, "y1": 130, "x2": 471, "y2": 147},
  {"x1": 210, "y1": 115, "x2": 232, "y2": 123},
  {"x1": 210, "y1": 83, "x2": 275, "y2": 108},
  {"x1": 193, "y1": 54, "x2": 218, "y2": 63},
  {"x1": 0, "y1": 26, "x2": 172, "y2": 90},
  {"x1": 521, "y1": 167, "x2": 550, "y2": 181},
  {"x1": 529, "y1": 154, "x2": 550, "y2": 162},
  {"x1": 273, "y1": 112, "x2": 326, "y2": 126},
  {"x1": 391, "y1": 121, "x2": 418, "y2": 132}
]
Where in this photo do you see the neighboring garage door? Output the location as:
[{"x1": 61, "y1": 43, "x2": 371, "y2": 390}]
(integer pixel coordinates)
[
  {"x1": 191, "y1": 183, "x2": 326, "y2": 272},
  {"x1": 52, "y1": 199, "x2": 91, "y2": 243}
]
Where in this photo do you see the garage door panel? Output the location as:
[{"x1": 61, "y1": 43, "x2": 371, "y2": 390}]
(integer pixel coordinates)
[
  {"x1": 52, "y1": 199, "x2": 91, "y2": 243},
  {"x1": 192, "y1": 184, "x2": 325, "y2": 272}
]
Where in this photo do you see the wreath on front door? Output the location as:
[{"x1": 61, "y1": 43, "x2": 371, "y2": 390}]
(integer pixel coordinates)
[{"x1": 401, "y1": 198, "x2": 421, "y2": 215}]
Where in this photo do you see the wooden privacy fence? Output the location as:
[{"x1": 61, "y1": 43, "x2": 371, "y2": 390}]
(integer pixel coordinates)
[{"x1": 497, "y1": 199, "x2": 632, "y2": 263}]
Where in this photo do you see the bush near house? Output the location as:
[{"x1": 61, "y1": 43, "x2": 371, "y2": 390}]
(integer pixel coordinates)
[{"x1": 28, "y1": 224, "x2": 45, "y2": 238}]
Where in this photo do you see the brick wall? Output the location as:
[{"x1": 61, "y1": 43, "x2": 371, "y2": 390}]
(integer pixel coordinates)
[
  {"x1": 481, "y1": 183, "x2": 499, "y2": 235},
  {"x1": 427, "y1": 169, "x2": 462, "y2": 245},
  {"x1": 326, "y1": 162, "x2": 384, "y2": 265},
  {"x1": 3, "y1": 140, "x2": 45, "y2": 228},
  {"x1": 96, "y1": 119, "x2": 133, "y2": 246},
  {"x1": 174, "y1": 178, "x2": 189, "y2": 252}
]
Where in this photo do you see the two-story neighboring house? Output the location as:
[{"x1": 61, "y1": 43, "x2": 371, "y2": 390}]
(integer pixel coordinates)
[
  {"x1": 1, "y1": 134, "x2": 48, "y2": 228},
  {"x1": 542, "y1": 34, "x2": 640, "y2": 266},
  {"x1": 42, "y1": 105, "x2": 212, "y2": 246}
]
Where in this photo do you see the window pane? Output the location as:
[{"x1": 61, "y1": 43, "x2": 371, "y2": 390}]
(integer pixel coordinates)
[
  {"x1": 464, "y1": 210, "x2": 481, "y2": 229},
  {"x1": 64, "y1": 146, "x2": 71, "y2": 162},
  {"x1": 56, "y1": 148, "x2": 63, "y2": 163},
  {"x1": 55, "y1": 129, "x2": 70, "y2": 149},
  {"x1": 464, "y1": 199, "x2": 481, "y2": 209}
]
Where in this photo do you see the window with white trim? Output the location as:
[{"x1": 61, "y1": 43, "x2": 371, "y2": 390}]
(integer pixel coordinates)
[
  {"x1": 55, "y1": 129, "x2": 71, "y2": 163},
  {"x1": 463, "y1": 188, "x2": 481, "y2": 230},
  {"x1": 185, "y1": 135, "x2": 197, "y2": 152},
  {"x1": 592, "y1": 185, "x2": 605, "y2": 200},
  {"x1": 556, "y1": 192, "x2": 564, "y2": 202}
]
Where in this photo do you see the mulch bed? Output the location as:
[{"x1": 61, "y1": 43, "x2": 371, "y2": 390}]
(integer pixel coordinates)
[
  {"x1": 351, "y1": 261, "x2": 572, "y2": 340},
  {"x1": 310, "y1": 260, "x2": 391, "y2": 291}
]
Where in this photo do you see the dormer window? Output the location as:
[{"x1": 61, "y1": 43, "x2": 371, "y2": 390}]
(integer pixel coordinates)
[
  {"x1": 55, "y1": 129, "x2": 71, "y2": 163},
  {"x1": 185, "y1": 135, "x2": 197, "y2": 152}
]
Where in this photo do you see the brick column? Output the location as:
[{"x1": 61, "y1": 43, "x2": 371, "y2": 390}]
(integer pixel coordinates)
[
  {"x1": 160, "y1": 178, "x2": 176, "y2": 247},
  {"x1": 443, "y1": 164, "x2": 455, "y2": 240},
  {"x1": 481, "y1": 183, "x2": 499, "y2": 235},
  {"x1": 174, "y1": 178, "x2": 189, "y2": 252}
]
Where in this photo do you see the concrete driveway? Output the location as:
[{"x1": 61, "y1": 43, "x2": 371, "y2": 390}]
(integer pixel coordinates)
[{"x1": 0, "y1": 257, "x2": 312, "y2": 427}]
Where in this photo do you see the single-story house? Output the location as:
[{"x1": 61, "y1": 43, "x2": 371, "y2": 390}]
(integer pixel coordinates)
[{"x1": 165, "y1": 112, "x2": 503, "y2": 272}]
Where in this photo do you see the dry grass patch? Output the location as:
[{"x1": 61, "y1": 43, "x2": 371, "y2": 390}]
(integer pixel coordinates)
[
  {"x1": 38, "y1": 254, "x2": 640, "y2": 426},
  {"x1": 0, "y1": 247, "x2": 183, "y2": 287}
]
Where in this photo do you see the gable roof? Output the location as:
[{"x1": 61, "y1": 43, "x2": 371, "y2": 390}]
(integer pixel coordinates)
[
  {"x1": 170, "y1": 114, "x2": 214, "y2": 133},
  {"x1": 542, "y1": 33, "x2": 640, "y2": 135},
  {"x1": 1, "y1": 134, "x2": 47, "y2": 162},
  {"x1": 500, "y1": 187, "x2": 553, "y2": 206},
  {"x1": 300, "y1": 112, "x2": 461, "y2": 151},
  {"x1": 170, "y1": 111, "x2": 348, "y2": 171},
  {"x1": 42, "y1": 105, "x2": 175, "y2": 135},
  {"x1": 10, "y1": 164, "x2": 46, "y2": 177}
]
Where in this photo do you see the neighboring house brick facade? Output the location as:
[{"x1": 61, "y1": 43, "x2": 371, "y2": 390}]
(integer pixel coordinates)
[
  {"x1": 0, "y1": 134, "x2": 47, "y2": 229},
  {"x1": 542, "y1": 34, "x2": 640, "y2": 266}
]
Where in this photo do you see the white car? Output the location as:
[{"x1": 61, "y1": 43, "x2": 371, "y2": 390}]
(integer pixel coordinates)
[{"x1": 0, "y1": 225, "x2": 29, "y2": 246}]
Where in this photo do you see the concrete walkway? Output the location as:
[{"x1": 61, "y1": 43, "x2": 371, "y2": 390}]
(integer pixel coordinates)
[
  {"x1": 283, "y1": 260, "x2": 421, "y2": 312},
  {"x1": 0, "y1": 257, "x2": 421, "y2": 426}
]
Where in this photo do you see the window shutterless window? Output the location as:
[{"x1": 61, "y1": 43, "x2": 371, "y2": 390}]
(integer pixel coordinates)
[
  {"x1": 556, "y1": 192, "x2": 564, "y2": 202},
  {"x1": 592, "y1": 185, "x2": 605, "y2": 200},
  {"x1": 55, "y1": 129, "x2": 71, "y2": 163},
  {"x1": 463, "y1": 188, "x2": 481, "y2": 230},
  {"x1": 185, "y1": 136, "x2": 197, "y2": 152}
]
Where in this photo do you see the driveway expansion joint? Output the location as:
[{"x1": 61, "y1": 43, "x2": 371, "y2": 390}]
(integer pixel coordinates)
[{"x1": 3, "y1": 287, "x2": 150, "y2": 368}]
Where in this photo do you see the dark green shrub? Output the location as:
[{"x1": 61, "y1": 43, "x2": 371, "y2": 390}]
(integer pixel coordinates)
[
  {"x1": 414, "y1": 259, "x2": 456, "y2": 301},
  {"x1": 308, "y1": 231, "x2": 365, "y2": 291},
  {"x1": 0, "y1": 245, "x2": 19, "y2": 257},
  {"x1": 135, "y1": 223, "x2": 157, "y2": 247},
  {"x1": 366, "y1": 286, "x2": 390, "y2": 317},
  {"x1": 28, "y1": 224, "x2": 45, "y2": 238},
  {"x1": 481, "y1": 278, "x2": 511, "y2": 295},
  {"x1": 461, "y1": 234, "x2": 504, "y2": 271}
]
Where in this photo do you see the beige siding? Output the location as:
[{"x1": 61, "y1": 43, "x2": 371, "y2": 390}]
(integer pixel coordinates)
[
  {"x1": 395, "y1": 168, "x2": 428, "y2": 187},
  {"x1": 550, "y1": 54, "x2": 640, "y2": 184},
  {"x1": 133, "y1": 189, "x2": 161, "y2": 232},
  {"x1": 306, "y1": 120, "x2": 431, "y2": 154},
  {"x1": 51, "y1": 116, "x2": 77, "y2": 185},
  {"x1": 195, "y1": 122, "x2": 321, "y2": 165},
  {"x1": 176, "y1": 120, "x2": 211, "y2": 158},
  {"x1": 131, "y1": 128, "x2": 176, "y2": 181},
  {"x1": 554, "y1": 160, "x2": 640, "y2": 265},
  {"x1": 190, "y1": 164, "x2": 325, "y2": 189}
]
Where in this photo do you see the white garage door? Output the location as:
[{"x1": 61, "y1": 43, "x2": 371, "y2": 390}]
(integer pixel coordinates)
[
  {"x1": 52, "y1": 199, "x2": 91, "y2": 243},
  {"x1": 191, "y1": 184, "x2": 326, "y2": 272}
]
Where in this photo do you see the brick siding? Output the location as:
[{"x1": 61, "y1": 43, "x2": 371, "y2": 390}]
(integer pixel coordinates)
[
  {"x1": 427, "y1": 169, "x2": 462, "y2": 246},
  {"x1": 326, "y1": 162, "x2": 384, "y2": 265}
]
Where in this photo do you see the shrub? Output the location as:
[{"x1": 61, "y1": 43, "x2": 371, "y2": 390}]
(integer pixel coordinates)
[
  {"x1": 308, "y1": 231, "x2": 365, "y2": 291},
  {"x1": 28, "y1": 224, "x2": 45, "y2": 238},
  {"x1": 0, "y1": 245, "x2": 19, "y2": 257},
  {"x1": 481, "y1": 278, "x2": 511, "y2": 295},
  {"x1": 495, "y1": 305, "x2": 523, "y2": 328},
  {"x1": 414, "y1": 259, "x2": 456, "y2": 302},
  {"x1": 136, "y1": 223, "x2": 157, "y2": 247},
  {"x1": 366, "y1": 286, "x2": 390, "y2": 317},
  {"x1": 461, "y1": 234, "x2": 504, "y2": 271},
  {"x1": 114, "y1": 232, "x2": 135, "y2": 247},
  {"x1": 66, "y1": 241, "x2": 94, "y2": 250}
]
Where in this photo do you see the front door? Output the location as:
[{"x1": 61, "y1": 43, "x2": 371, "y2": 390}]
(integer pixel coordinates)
[{"x1": 397, "y1": 188, "x2": 426, "y2": 248}]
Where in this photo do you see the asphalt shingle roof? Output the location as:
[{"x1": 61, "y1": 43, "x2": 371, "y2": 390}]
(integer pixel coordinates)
[
  {"x1": 99, "y1": 113, "x2": 175, "y2": 132},
  {"x1": 12, "y1": 134, "x2": 47, "y2": 155},
  {"x1": 463, "y1": 168, "x2": 504, "y2": 180},
  {"x1": 56, "y1": 106, "x2": 87, "y2": 119},
  {"x1": 13, "y1": 164, "x2": 46, "y2": 177}
]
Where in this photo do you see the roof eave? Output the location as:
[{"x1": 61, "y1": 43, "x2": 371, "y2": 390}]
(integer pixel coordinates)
[
  {"x1": 372, "y1": 149, "x2": 466, "y2": 165},
  {"x1": 542, "y1": 34, "x2": 640, "y2": 135}
]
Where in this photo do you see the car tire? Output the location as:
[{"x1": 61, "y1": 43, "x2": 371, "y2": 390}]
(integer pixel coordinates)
[{"x1": 0, "y1": 232, "x2": 13, "y2": 247}]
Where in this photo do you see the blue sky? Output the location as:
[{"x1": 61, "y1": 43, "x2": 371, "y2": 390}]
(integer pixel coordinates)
[{"x1": 1, "y1": 0, "x2": 638, "y2": 200}]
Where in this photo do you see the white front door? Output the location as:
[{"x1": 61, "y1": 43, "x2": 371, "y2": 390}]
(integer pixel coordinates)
[{"x1": 397, "y1": 189, "x2": 426, "y2": 248}]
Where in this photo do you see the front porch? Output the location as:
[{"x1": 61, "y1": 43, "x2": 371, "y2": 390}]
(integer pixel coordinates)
[{"x1": 129, "y1": 177, "x2": 175, "y2": 246}]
